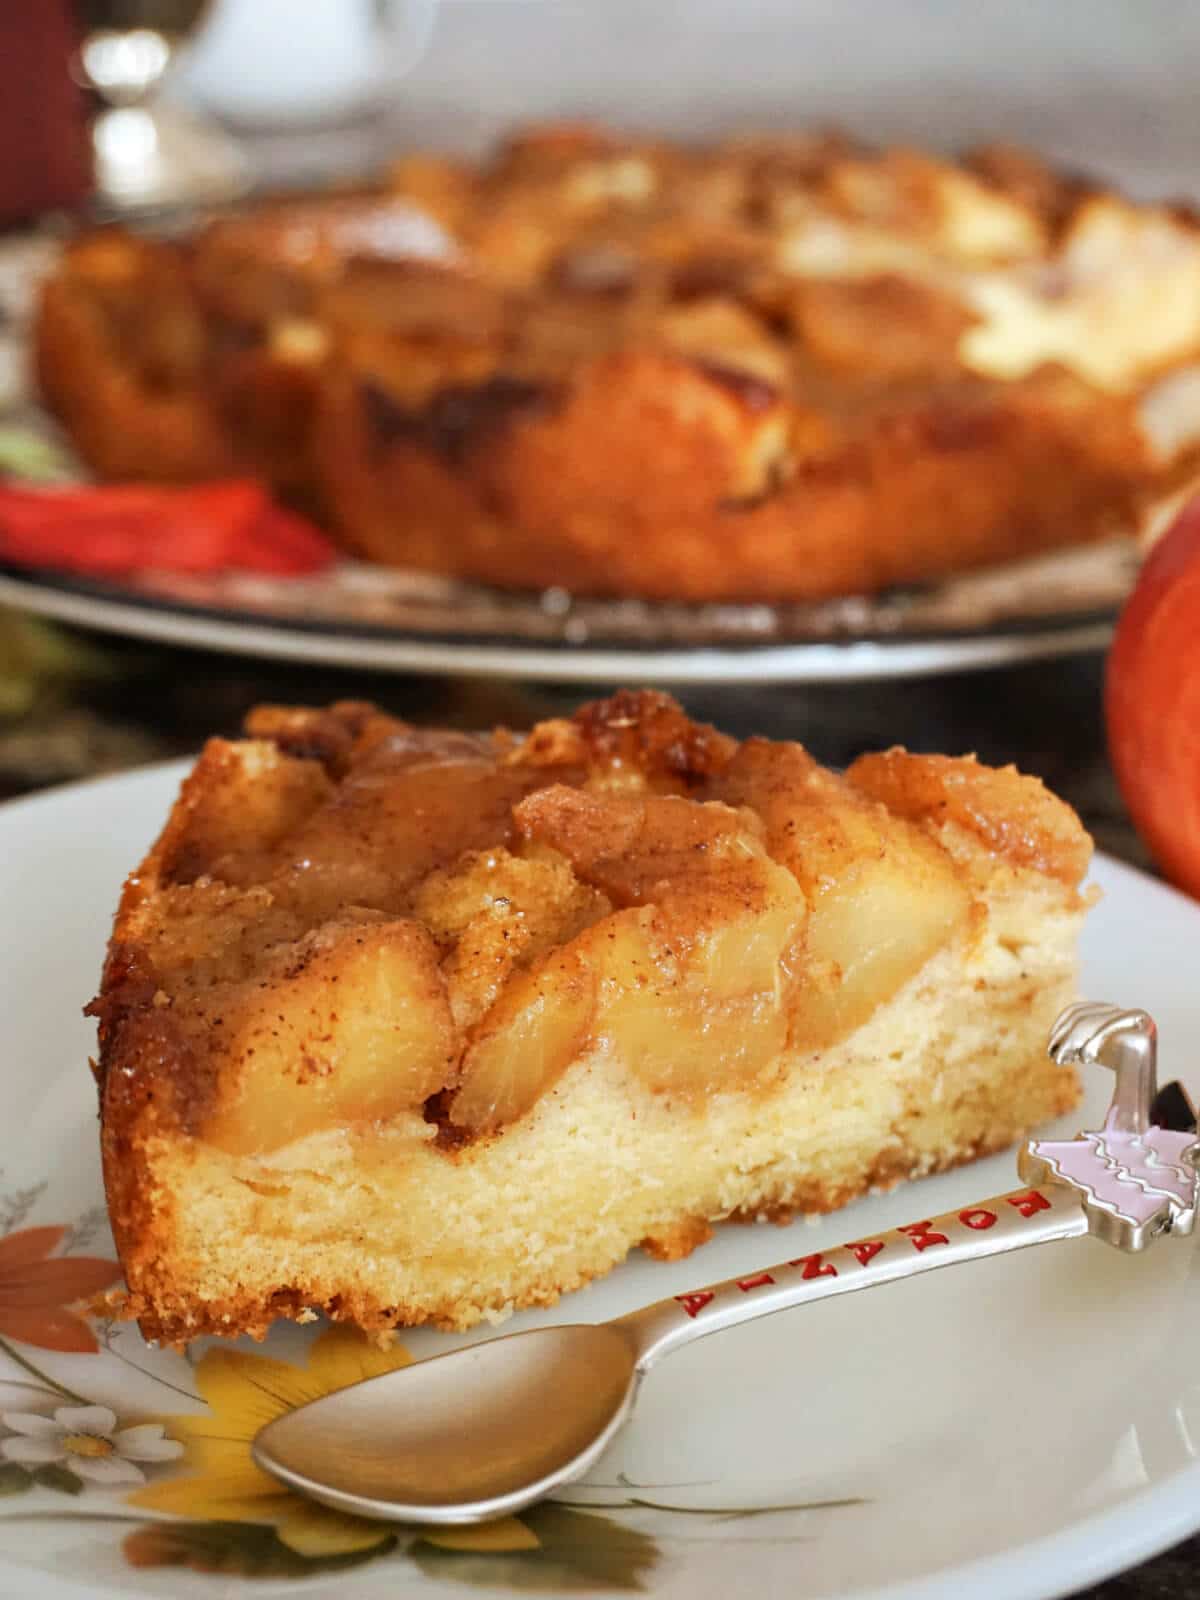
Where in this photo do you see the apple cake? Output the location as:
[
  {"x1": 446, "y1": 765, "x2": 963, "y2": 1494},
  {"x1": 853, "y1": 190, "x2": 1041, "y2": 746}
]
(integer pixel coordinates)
[
  {"x1": 90, "y1": 690, "x2": 1092, "y2": 1345},
  {"x1": 35, "y1": 124, "x2": 1200, "y2": 600}
]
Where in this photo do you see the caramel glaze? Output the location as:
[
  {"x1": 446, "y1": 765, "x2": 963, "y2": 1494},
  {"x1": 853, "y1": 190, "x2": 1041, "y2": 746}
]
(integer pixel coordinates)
[{"x1": 90, "y1": 690, "x2": 1091, "y2": 1159}]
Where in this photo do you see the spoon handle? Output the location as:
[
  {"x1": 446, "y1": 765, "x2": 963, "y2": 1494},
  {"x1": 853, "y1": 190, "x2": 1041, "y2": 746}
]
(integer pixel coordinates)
[
  {"x1": 615, "y1": 1183, "x2": 1088, "y2": 1369},
  {"x1": 617, "y1": 1003, "x2": 1200, "y2": 1370}
]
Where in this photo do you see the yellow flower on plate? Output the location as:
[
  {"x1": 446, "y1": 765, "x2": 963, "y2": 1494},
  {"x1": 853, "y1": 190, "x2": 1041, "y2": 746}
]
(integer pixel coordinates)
[{"x1": 127, "y1": 1324, "x2": 538, "y2": 1559}]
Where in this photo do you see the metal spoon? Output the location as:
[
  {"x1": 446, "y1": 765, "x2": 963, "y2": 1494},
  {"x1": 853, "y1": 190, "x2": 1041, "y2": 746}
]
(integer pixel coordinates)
[{"x1": 253, "y1": 1002, "x2": 1198, "y2": 1526}]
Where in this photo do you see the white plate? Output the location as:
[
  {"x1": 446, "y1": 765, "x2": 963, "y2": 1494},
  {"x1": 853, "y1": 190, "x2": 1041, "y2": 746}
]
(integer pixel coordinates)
[{"x1": 0, "y1": 763, "x2": 1197, "y2": 1600}]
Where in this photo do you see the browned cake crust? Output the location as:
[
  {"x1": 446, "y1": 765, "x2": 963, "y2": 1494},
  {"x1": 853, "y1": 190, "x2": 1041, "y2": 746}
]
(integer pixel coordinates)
[
  {"x1": 90, "y1": 692, "x2": 1092, "y2": 1345},
  {"x1": 36, "y1": 125, "x2": 1200, "y2": 600}
]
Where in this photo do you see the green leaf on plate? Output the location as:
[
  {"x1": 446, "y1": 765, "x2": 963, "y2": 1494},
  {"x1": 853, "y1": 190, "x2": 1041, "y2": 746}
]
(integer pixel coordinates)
[
  {"x1": 31, "y1": 1464, "x2": 83, "y2": 1496},
  {"x1": 412, "y1": 1505, "x2": 659, "y2": 1592},
  {"x1": 0, "y1": 609, "x2": 124, "y2": 719},
  {"x1": 0, "y1": 1463, "x2": 31, "y2": 1496},
  {"x1": 122, "y1": 1520, "x2": 396, "y2": 1578},
  {"x1": 0, "y1": 427, "x2": 77, "y2": 484}
]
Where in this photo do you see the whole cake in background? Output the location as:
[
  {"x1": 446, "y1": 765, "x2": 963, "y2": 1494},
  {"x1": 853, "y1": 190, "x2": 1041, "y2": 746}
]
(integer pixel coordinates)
[
  {"x1": 91, "y1": 690, "x2": 1093, "y2": 1345},
  {"x1": 37, "y1": 123, "x2": 1200, "y2": 600}
]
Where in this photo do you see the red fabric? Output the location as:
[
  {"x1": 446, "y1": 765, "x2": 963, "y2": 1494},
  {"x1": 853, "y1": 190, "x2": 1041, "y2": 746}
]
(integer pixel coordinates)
[
  {"x1": 0, "y1": 3, "x2": 92, "y2": 224},
  {"x1": 0, "y1": 480, "x2": 337, "y2": 578}
]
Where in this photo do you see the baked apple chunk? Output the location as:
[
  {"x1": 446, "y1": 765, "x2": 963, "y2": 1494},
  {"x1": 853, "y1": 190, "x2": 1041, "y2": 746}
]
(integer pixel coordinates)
[
  {"x1": 508, "y1": 785, "x2": 809, "y2": 1098},
  {"x1": 709, "y1": 742, "x2": 974, "y2": 1050},
  {"x1": 197, "y1": 916, "x2": 457, "y2": 1156},
  {"x1": 91, "y1": 690, "x2": 1092, "y2": 1344}
]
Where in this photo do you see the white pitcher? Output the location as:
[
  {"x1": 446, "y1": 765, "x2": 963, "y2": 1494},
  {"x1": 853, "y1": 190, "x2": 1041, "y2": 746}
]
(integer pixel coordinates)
[{"x1": 176, "y1": 0, "x2": 439, "y2": 129}]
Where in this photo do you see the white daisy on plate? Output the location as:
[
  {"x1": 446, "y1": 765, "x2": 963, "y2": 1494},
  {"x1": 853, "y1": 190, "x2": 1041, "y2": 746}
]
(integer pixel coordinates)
[{"x1": 0, "y1": 1405, "x2": 183, "y2": 1485}]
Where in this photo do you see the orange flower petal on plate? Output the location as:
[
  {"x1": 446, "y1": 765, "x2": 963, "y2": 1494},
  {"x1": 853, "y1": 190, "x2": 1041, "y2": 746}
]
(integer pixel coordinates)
[
  {"x1": 0, "y1": 1225, "x2": 121, "y2": 1351},
  {"x1": 0, "y1": 1254, "x2": 124, "y2": 1307},
  {"x1": 0, "y1": 1304, "x2": 99, "y2": 1353},
  {"x1": 0, "y1": 1226, "x2": 67, "y2": 1270}
]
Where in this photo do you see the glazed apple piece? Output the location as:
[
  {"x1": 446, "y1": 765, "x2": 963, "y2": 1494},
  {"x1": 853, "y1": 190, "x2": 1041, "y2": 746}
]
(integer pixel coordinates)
[
  {"x1": 414, "y1": 845, "x2": 610, "y2": 1030},
  {"x1": 449, "y1": 944, "x2": 598, "y2": 1133},
  {"x1": 414, "y1": 843, "x2": 609, "y2": 1135},
  {"x1": 507, "y1": 786, "x2": 806, "y2": 1099},
  {"x1": 709, "y1": 741, "x2": 972, "y2": 1050},
  {"x1": 846, "y1": 748, "x2": 1092, "y2": 885},
  {"x1": 158, "y1": 739, "x2": 334, "y2": 887},
  {"x1": 267, "y1": 731, "x2": 550, "y2": 921},
  {"x1": 196, "y1": 916, "x2": 457, "y2": 1155},
  {"x1": 583, "y1": 899, "x2": 801, "y2": 1098},
  {"x1": 509, "y1": 686, "x2": 737, "y2": 797},
  {"x1": 243, "y1": 699, "x2": 394, "y2": 776},
  {"x1": 510, "y1": 783, "x2": 766, "y2": 901}
]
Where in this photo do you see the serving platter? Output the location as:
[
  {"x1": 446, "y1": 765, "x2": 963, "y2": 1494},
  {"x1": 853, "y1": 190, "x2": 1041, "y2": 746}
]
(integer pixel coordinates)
[
  {"x1": 0, "y1": 231, "x2": 1134, "y2": 684},
  {"x1": 0, "y1": 545, "x2": 1127, "y2": 685}
]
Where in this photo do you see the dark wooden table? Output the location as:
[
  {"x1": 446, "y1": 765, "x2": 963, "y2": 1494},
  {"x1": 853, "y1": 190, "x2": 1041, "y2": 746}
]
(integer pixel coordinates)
[{"x1": 0, "y1": 617, "x2": 1190, "y2": 1598}]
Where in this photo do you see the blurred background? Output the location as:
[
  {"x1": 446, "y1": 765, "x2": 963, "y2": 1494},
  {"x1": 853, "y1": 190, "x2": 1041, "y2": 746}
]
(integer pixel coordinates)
[
  {"x1": 2, "y1": 0, "x2": 1190, "y2": 851},
  {"x1": 9, "y1": 1, "x2": 1200, "y2": 218}
]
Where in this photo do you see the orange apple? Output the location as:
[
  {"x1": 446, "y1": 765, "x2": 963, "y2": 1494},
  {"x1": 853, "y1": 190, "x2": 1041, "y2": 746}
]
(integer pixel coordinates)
[{"x1": 1105, "y1": 493, "x2": 1200, "y2": 899}]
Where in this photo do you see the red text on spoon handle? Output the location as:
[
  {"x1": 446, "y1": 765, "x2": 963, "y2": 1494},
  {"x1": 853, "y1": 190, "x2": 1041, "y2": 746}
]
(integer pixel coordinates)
[{"x1": 617, "y1": 1185, "x2": 1085, "y2": 1369}]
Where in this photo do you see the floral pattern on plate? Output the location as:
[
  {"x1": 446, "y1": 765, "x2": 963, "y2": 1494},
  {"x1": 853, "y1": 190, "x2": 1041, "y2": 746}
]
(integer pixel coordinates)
[{"x1": 0, "y1": 1197, "x2": 844, "y2": 1590}]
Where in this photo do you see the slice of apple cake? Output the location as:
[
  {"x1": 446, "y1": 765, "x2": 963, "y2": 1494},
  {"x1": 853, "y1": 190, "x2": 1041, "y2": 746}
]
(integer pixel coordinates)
[{"x1": 90, "y1": 691, "x2": 1092, "y2": 1344}]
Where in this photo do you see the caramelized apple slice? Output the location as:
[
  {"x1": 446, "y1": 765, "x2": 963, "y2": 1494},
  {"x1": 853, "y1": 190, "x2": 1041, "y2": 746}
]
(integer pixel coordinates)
[
  {"x1": 847, "y1": 748, "x2": 1092, "y2": 886},
  {"x1": 199, "y1": 917, "x2": 455, "y2": 1154},
  {"x1": 513, "y1": 783, "x2": 771, "y2": 905},
  {"x1": 793, "y1": 841, "x2": 973, "y2": 1050},
  {"x1": 507, "y1": 687, "x2": 736, "y2": 795},
  {"x1": 414, "y1": 845, "x2": 610, "y2": 1030},
  {"x1": 514, "y1": 785, "x2": 808, "y2": 1097},
  {"x1": 159, "y1": 738, "x2": 333, "y2": 886},
  {"x1": 449, "y1": 946, "x2": 596, "y2": 1133},
  {"x1": 710, "y1": 741, "x2": 972, "y2": 1050},
  {"x1": 243, "y1": 700, "x2": 386, "y2": 777},
  {"x1": 269, "y1": 731, "x2": 547, "y2": 921},
  {"x1": 586, "y1": 901, "x2": 799, "y2": 1096}
]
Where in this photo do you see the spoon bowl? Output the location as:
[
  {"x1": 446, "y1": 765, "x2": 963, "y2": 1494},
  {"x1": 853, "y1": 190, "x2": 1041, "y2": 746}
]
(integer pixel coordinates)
[{"x1": 252, "y1": 1323, "x2": 639, "y2": 1524}]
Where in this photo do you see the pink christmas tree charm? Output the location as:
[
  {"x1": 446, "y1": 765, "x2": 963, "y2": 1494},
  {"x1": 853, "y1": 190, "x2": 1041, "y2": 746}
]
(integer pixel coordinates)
[{"x1": 1020, "y1": 1003, "x2": 1200, "y2": 1250}]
